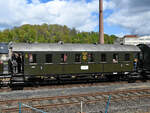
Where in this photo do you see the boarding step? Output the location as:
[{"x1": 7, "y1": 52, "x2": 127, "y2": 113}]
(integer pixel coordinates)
[
  {"x1": 11, "y1": 76, "x2": 25, "y2": 82},
  {"x1": 12, "y1": 73, "x2": 24, "y2": 77},
  {"x1": 11, "y1": 81, "x2": 25, "y2": 84},
  {"x1": 10, "y1": 77, "x2": 25, "y2": 89}
]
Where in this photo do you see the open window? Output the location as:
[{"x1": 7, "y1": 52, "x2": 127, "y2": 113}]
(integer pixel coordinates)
[
  {"x1": 113, "y1": 54, "x2": 118, "y2": 63},
  {"x1": 29, "y1": 54, "x2": 36, "y2": 63},
  {"x1": 61, "y1": 54, "x2": 67, "y2": 63},
  {"x1": 88, "y1": 53, "x2": 94, "y2": 62},
  {"x1": 75, "y1": 54, "x2": 81, "y2": 63},
  {"x1": 125, "y1": 54, "x2": 130, "y2": 61},
  {"x1": 101, "y1": 54, "x2": 106, "y2": 62},
  {"x1": 45, "y1": 54, "x2": 52, "y2": 63}
]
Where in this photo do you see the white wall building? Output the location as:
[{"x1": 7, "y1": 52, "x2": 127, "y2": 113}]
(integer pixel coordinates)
[{"x1": 123, "y1": 35, "x2": 150, "y2": 45}]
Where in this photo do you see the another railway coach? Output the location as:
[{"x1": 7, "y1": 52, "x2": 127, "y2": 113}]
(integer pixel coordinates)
[
  {"x1": 11, "y1": 43, "x2": 141, "y2": 80},
  {"x1": 0, "y1": 43, "x2": 9, "y2": 75},
  {"x1": 137, "y1": 44, "x2": 150, "y2": 72}
]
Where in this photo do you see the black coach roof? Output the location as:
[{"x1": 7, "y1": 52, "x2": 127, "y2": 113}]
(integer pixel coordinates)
[
  {"x1": 12, "y1": 43, "x2": 141, "y2": 52},
  {"x1": 138, "y1": 44, "x2": 150, "y2": 48},
  {"x1": 137, "y1": 44, "x2": 150, "y2": 51},
  {"x1": 0, "y1": 43, "x2": 8, "y2": 54}
]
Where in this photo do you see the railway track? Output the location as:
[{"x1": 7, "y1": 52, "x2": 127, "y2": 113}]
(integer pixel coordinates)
[{"x1": 1, "y1": 88, "x2": 150, "y2": 113}]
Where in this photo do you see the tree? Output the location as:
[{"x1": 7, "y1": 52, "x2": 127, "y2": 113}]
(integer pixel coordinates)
[{"x1": 0, "y1": 24, "x2": 118, "y2": 44}]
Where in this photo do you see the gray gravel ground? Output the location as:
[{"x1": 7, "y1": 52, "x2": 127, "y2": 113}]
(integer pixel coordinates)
[
  {"x1": 0, "y1": 82, "x2": 150, "y2": 100},
  {"x1": 1, "y1": 82, "x2": 150, "y2": 113},
  {"x1": 20, "y1": 98, "x2": 150, "y2": 113},
  {"x1": 43, "y1": 98, "x2": 150, "y2": 113}
]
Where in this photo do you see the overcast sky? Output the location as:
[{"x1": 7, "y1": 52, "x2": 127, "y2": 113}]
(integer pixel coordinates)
[{"x1": 0, "y1": 0, "x2": 149, "y2": 37}]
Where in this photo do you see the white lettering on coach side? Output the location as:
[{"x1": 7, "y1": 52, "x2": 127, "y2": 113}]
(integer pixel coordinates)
[{"x1": 81, "y1": 65, "x2": 89, "y2": 70}]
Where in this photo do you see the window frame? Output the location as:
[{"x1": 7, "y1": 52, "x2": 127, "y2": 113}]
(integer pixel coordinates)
[
  {"x1": 60, "y1": 53, "x2": 68, "y2": 63},
  {"x1": 113, "y1": 53, "x2": 119, "y2": 63},
  {"x1": 88, "y1": 53, "x2": 95, "y2": 63},
  {"x1": 29, "y1": 53, "x2": 37, "y2": 64},
  {"x1": 124, "y1": 53, "x2": 130, "y2": 61},
  {"x1": 101, "y1": 53, "x2": 107, "y2": 62},
  {"x1": 45, "y1": 54, "x2": 53, "y2": 64},
  {"x1": 75, "y1": 54, "x2": 81, "y2": 63}
]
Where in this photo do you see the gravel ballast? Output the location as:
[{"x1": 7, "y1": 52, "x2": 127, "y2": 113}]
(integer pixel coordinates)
[{"x1": 1, "y1": 82, "x2": 150, "y2": 113}]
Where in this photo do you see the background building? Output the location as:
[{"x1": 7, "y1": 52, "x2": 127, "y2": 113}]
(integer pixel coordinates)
[{"x1": 123, "y1": 35, "x2": 150, "y2": 45}]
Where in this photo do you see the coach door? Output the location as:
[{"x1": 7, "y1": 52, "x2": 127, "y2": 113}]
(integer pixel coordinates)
[{"x1": 11, "y1": 52, "x2": 23, "y2": 74}]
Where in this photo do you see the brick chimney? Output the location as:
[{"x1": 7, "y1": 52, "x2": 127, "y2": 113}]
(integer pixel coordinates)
[{"x1": 99, "y1": 0, "x2": 104, "y2": 44}]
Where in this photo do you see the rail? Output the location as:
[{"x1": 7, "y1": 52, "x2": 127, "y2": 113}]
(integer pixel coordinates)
[{"x1": 1, "y1": 88, "x2": 150, "y2": 112}]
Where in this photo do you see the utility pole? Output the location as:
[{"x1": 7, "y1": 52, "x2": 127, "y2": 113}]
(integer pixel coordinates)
[{"x1": 99, "y1": 0, "x2": 104, "y2": 44}]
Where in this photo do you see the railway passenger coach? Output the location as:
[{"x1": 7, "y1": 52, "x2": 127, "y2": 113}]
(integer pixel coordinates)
[{"x1": 10, "y1": 43, "x2": 141, "y2": 80}]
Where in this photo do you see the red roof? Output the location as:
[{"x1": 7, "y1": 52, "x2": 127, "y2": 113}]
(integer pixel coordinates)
[{"x1": 124, "y1": 35, "x2": 137, "y2": 38}]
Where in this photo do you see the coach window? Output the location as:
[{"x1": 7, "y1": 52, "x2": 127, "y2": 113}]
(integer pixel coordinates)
[
  {"x1": 75, "y1": 54, "x2": 81, "y2": 62},
  {"x1": 88, "y1": 53, "x2": 94, "y2": 62},
  {"x1": 134, "y1": 53, "x2": 139, "y2": 59},
  {"x1": 45, "y1": 54, "x2": 52, "y2": 63},
  {"x1": 101, "y1": 54, "x2": 106, "y2": 62},
  {"x1": 29, "y1": 54, "x2": 36, "y2": 63},
  {"x1": 125, "y1": 54, "x2": 130, "y2": 61},
  {"x1": 113, "y1": 54, "x2": 118, "y2": 63},
  {"x1": 61, "y1": 54, "x2": 67, "y2": 63}
]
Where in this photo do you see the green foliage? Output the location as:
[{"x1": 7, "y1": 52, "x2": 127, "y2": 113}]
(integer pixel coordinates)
[{"x1": 0, "y1": 24, "x2": 118, "y2": 44}]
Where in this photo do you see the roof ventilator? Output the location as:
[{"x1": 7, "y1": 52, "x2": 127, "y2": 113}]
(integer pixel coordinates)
[{"x1": 58, "y1": 41, "x2": 64, "y2": 44}]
